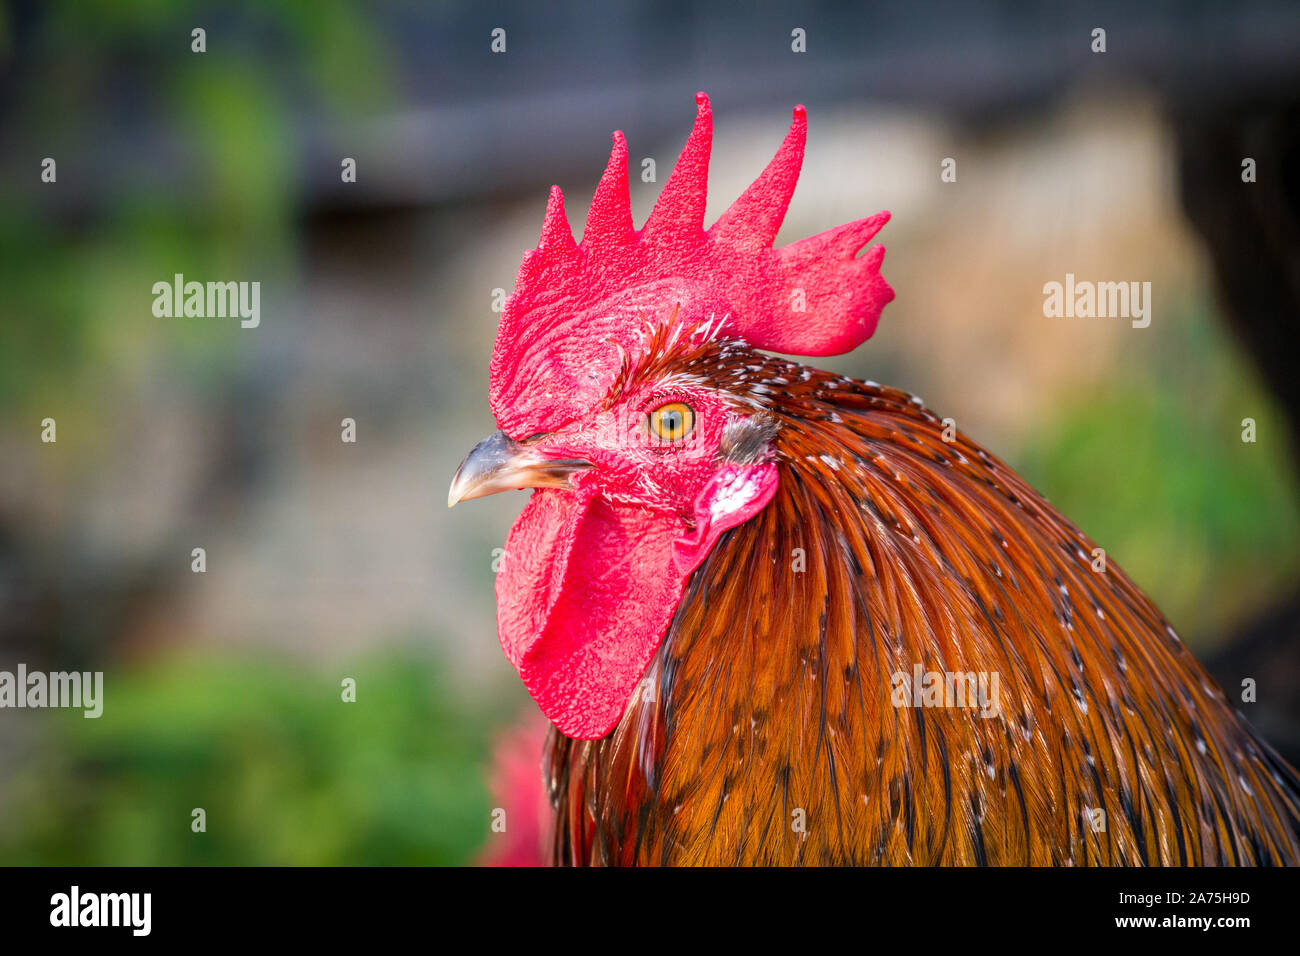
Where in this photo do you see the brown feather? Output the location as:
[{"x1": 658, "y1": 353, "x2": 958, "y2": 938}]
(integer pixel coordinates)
[{"x1": 546, "y1": 341, "x2": 1300, "y2": 865}]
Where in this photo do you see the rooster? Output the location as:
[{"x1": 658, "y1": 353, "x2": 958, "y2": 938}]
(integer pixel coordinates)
[{"x1": 449, "y1": 94, "x2": 1300, "y2": 865}]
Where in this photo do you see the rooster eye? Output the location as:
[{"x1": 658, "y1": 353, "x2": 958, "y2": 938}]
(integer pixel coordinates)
[{"x1": 647, "y1": 402, "x2": 695, "y2": 442}]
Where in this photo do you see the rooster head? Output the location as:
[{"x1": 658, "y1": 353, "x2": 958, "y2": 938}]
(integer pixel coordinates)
[{"x1": 448, "y1": 93, "x2": 893, "y2": 739}]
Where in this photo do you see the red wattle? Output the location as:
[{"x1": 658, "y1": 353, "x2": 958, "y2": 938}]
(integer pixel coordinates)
[{"x1": 496, "y1": 489, "x2": 687, "y2": 740}]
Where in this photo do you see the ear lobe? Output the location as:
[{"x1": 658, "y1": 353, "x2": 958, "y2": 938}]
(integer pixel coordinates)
[{"x1": 672, "y1": 462, "x2": 779, "y2": 575}]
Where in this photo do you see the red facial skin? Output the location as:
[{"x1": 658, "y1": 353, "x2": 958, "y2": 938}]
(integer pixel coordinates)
[{"x1": 495, "y1": 377, "x2": 777, "y2": 740}]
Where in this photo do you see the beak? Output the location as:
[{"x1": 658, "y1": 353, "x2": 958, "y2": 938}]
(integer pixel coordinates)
[{"x1": 447, "y1": 430, "x2": 592, "y2": 508}]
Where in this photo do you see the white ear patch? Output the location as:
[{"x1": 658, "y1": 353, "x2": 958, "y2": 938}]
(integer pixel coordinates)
[
  {"x1": 673, "y1": 461, "x2": 779, "y2": 576},
  {"x1": 708, "y1": 469, "x2": 760, "y2": 521}
]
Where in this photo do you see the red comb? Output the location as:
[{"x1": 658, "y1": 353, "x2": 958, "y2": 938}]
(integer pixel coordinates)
[{"x1": 488, "y1": 92, "x2": 893, "y2": 437}]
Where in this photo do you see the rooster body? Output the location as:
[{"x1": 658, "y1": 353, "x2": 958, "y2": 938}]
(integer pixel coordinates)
[
  {"x1": 451, "y1": 95, "x2": 1300, "y2": 866},
  {"x1": 547, "y1": 349, "x2": 1300, "y2": 865}
]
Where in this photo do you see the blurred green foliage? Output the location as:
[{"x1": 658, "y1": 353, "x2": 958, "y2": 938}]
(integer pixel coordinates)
[
  {"x1": 0, "y1": 2, "x2": 494, "y2": 868},
  {"x1": 1018, "y1": 297, "x2": 1300, "y2": 645},
  {"x1": 0, "y1": 653, "x2": 498, "y2": 865},
  {"x1": 0, "y1": 0, "x2": 395, "y2": 412}
]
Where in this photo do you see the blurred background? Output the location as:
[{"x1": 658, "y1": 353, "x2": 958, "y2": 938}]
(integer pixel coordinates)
[{"x1": 1, "y1": 0, "x2": 1298, "y2": 864}]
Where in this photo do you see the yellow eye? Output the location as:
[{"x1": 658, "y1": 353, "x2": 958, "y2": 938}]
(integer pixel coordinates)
[{"x1": 647, "y1": 402, "x2": 695, "y2": 442}]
